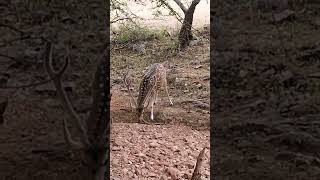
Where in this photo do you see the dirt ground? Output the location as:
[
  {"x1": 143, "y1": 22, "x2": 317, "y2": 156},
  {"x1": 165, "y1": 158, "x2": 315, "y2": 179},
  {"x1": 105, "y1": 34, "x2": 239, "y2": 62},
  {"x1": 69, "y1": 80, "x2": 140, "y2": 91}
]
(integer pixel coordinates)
[
  {"x1": 110, "y1": 31, "x2": 210, "y2": 179},
  {"x1": 212, "y1": 1, "x2": 320, "y2": 179}
]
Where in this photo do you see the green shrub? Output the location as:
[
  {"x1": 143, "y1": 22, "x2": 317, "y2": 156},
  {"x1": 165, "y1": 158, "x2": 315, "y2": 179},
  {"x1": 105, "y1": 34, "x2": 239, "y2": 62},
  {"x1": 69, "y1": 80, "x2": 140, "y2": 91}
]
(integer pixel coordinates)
[{"x1": 111, "y1": 23, "x2": 170, "y2": 44}]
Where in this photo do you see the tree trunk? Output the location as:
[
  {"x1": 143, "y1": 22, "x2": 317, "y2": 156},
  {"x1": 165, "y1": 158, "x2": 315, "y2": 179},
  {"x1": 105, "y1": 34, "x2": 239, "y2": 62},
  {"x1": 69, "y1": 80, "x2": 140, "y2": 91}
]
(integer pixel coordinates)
[{"x1": 178, "y1": 0, "x2": 200, "y2": 49}]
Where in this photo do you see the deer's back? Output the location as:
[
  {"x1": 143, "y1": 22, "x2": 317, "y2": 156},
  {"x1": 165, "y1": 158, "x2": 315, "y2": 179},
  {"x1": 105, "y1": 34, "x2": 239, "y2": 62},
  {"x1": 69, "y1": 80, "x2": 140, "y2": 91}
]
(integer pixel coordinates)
[{"x1": 137, "y1": 63, "x2": 166, "y2": 109}]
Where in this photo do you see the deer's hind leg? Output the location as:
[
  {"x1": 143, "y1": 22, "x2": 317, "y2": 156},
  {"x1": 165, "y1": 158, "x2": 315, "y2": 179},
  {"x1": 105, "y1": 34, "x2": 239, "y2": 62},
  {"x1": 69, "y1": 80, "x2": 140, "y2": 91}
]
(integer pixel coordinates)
[
  {"x1": 129, "y1": 98, "x2": 134, "y2": 111},
  {"x1": 154, "y1": 90, "x2": 159, "y2": 105},
  {"x1": 150, "y1": 91, "x2": 156, "y2": 120},
  {"x1": 164, "y1": 79, "x2": 173, "y2": 106}
]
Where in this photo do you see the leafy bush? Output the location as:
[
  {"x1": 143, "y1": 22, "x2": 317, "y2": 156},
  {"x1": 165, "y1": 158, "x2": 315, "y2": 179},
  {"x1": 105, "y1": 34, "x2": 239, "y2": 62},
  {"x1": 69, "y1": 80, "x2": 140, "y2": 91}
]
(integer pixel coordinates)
[{"x1": 111, "y1": 23, "x2": 170, "y2": 44}]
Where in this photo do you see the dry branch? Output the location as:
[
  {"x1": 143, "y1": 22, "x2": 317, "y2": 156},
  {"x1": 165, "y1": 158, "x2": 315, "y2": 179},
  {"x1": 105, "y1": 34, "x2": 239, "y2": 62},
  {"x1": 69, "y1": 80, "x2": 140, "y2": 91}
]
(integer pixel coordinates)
[
  {"x1": 0, "y1": 98, "x2": 8, "y2": 125},
  {"x1": 0, "y1": 71, "x2": 69, "y2": 89},
  {"x1": 43, "y1": 41, "x2": 110, "y2": 180},
  {"x1": 44, "y1": 42, "x2": 90, "y2": 149},
  {"x1": 0, "y1": 23, "x2": 25, "y2": 35},
  {"x1": 123, "y1": 71, "x2": 137, "y2": 108},
  {"x1": 191, "y1": 147, "x2": 206, "y2": 180},
  {"x1": 173, "y1": 0, "x2": 187, "y2": 13}
]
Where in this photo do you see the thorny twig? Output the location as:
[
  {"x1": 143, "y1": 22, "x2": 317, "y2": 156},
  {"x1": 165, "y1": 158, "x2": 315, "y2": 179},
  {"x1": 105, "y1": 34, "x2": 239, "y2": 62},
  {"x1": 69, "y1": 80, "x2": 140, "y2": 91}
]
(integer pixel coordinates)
[
  {"x1": 0, "y1": 57, "x2": 69, "y2": 89},
  {"x1": 0, "y1": 35, "x2": 31, "y2": 48},
  {"x1": 0, "y1": 36, "x2": 65, "y2": 89},
  {"x1": 110, "y1": 17, "x2": 134, "y2": 24},
  {"x1": 0, "y1": 23, "x2": 25, "y2": 35},
  {"x1": 0, "y1": 34, "x2": 49, "y2": 48},
  {"x1": 0, "y1": 53, "x2": 20, "y2": 62},
  {"x1": 0, "y1": 52, "x2": 41, "y2": 64},
  {"x1": 0, "y1": 74, "x2": 63, "y2": 89}
]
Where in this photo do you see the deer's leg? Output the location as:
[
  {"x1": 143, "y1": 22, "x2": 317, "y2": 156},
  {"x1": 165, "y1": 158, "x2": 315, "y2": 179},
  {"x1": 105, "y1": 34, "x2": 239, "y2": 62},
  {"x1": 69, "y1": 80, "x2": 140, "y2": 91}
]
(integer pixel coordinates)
[
  {"x1": 154, "y1": 90, "x2": 158, "y2": 105},
  {"x1": 150, "y1": 103, "x2": 154, "y2": 120},
  {"x1": 139, "y1": 111, "x2": 151, "y2": 124},
  {"x1": 138, "y1": 107, "x2": 154, "y2": 124},
  {"x1": 150, "y1": 93, "x2": 155, "y2": 120},
  {"x1": 129, "y1": 98, "x2": 133, "y2": 109},
  {"x1": 164, "y1": 79, "x2": 173, "y2": 106}
]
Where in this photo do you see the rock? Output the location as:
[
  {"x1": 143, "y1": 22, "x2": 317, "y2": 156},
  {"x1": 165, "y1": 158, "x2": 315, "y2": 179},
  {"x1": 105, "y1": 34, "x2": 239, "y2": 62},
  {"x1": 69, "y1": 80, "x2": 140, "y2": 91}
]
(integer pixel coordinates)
[
  {"x1": 112, "y1": 139, "x2": 122, "y2": 147},
  {"x1": 112, "y1": 157, "x2": 119, "y2": 165},
  {"x1": 137, "y1": 152, "x2": 146, "y2": 158},
  {"x1": 44, "y1": 98, "x2": 60, "y2": 108},
  {"x1": 158, "y1": 161, "x2": 170, "y2": 167},
  {"x1": 186, "y1": 163, "x2": 194, "y2": 169},
  {"x1": 154, "y1": 133, "x2": 162, "y2": 139},
  {"x1": 110, "y1": 176, "x2": 121, "y2": 180},
  {"x1": 122, "y1": 168, "x2": 128, "y2": 174},
  {"x1": 180, "y1": 150, "x2": 188, "y2": 157},
  {"x1": 127, "y1": 171, "x2": 134, "y2": 178},
  {"x1": 166, "y1": 167, "x2": 180, "y2": 180},
  {"x1": 273, "y1": 9, "x2": 295, "y2": 23},
  {"x1": 204, "y1": 170, "x2": 210, "y2": 177},
  {"x1": 132, "y1": 174, "x2": 139, "y2": 179},
  {"x1": 112, "y1": 146, "x2": 121, "y2": 151},
  {"x1": 181, "y1": 172, "x2": 191, "y2": 179},
  {"x1": 171, "y1": 146, "x2": 180, "y2": 152},
  {"x1": 148, "y1": 172, "x2": 158, "y2": 177},
  {"x1": 159, "y1": 175, "x2": 168, "y2": 180},
  {"x1": 141, "y1": 169, "x2": 148, "y2": 175},
  {"x1": 149, "y1": 141, "x2": 159, "y2": 148},
  {"x1": 134, "y1": 168, "x2": 141, "y2": 175},
  {"x1": 196, "y1": 83, "x2": 203, "y2": 89},
  {"x1": 131, "y1": 43, "x2": 146, "y2": 54}
]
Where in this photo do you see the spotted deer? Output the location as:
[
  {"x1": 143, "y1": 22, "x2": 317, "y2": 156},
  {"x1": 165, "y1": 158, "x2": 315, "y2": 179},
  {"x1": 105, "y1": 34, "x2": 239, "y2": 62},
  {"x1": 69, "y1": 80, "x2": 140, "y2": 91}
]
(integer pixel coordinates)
[
  {"x1": 44, "y1": 42, "x2": 110, "y2": 180},
  {"x1": 124, "y1": 62, "x2": 173, "y2": 124}
]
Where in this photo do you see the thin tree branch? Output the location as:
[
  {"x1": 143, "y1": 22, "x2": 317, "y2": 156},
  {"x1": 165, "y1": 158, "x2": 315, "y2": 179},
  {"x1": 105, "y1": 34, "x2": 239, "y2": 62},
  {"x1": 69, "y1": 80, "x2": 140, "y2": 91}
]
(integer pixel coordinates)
[
  {"x1": 0, "y1": 75, "x2": 61, "y2": 89},
  {"x1": 0, "y1": 53, "x2": 39, "y2": 64},
  {"x1": 189, "y1": 0, "x2": 201, "y2": 12},
  {"x1": 0, "y1": 53, "x2": 19, "y2": 62},
  {"x1": 110, "y1": 17, "x2": 133, "y2": 24},
  {"x1": 0, "y1": 60, "x2": 70, "y2": 89},
  {"x1": 0, "y1": 35, "x2": 31, "y2": 48},
  {"x1": 0, "y1": 23, "x2": 25, "y2": 35},
  {"x1": 44, "y1": 42, "x2": 90, "y2": 148},
  {"x1": 173, "y1": 0, "x2": 187, "y2": 13},
  {"x1": 191, "y1": 147, "x2": 206, "y2": 180}
]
